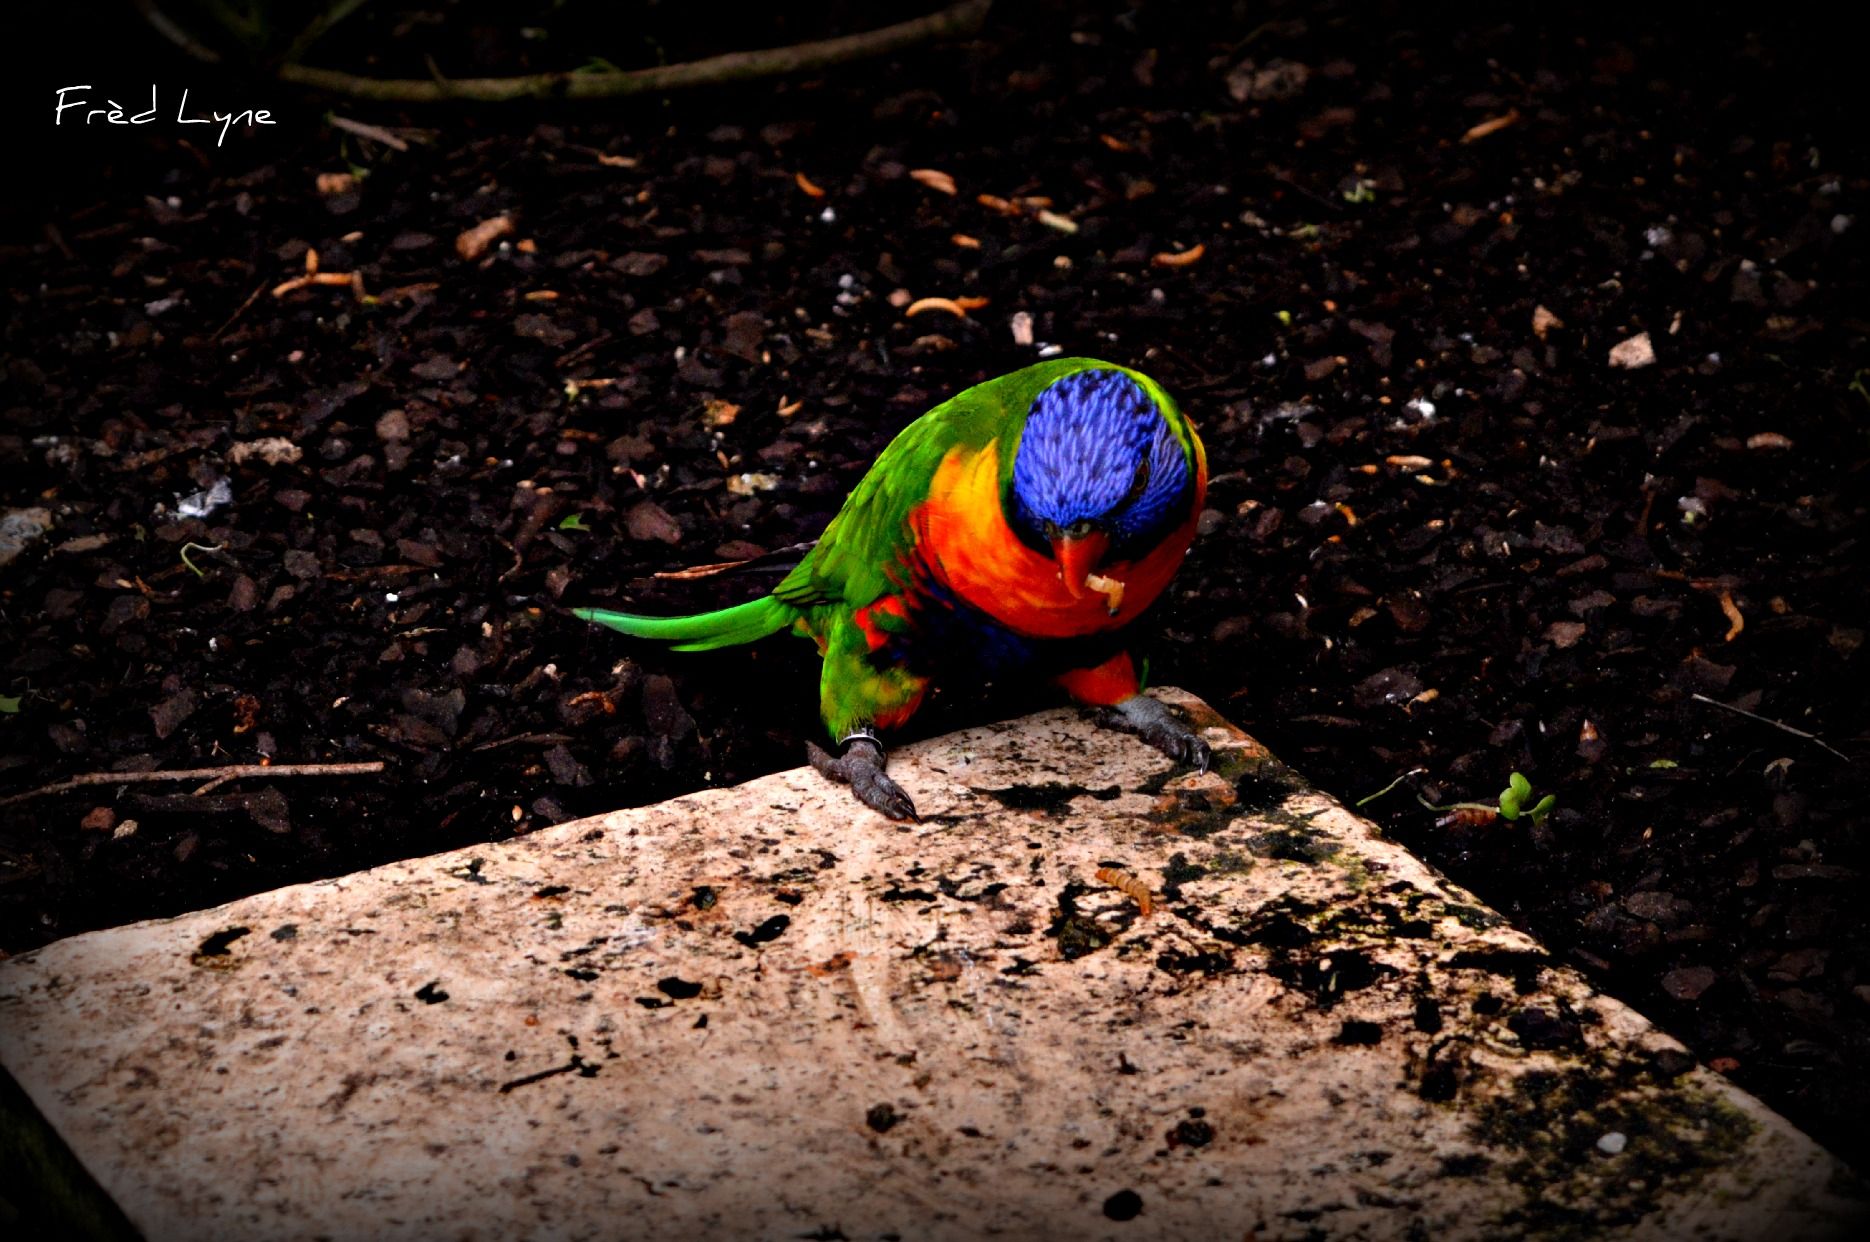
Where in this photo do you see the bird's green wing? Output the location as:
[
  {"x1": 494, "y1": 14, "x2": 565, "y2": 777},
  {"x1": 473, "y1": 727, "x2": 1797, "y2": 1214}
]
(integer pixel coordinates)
[{"x1": 772, "y1": 358, "x2": 1117, "y2": 612}]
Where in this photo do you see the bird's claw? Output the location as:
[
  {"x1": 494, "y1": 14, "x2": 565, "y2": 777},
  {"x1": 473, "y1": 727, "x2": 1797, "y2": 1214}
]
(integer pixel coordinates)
[
  {"x1": 806, "y1": 737, "x2": 920, "y2": 822},
  {"x1": 1099, "y1": 695, "x2": 1212, "y2": 773}
]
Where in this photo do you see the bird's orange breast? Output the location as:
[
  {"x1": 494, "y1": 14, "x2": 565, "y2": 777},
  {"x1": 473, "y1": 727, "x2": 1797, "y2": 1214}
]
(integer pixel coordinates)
[{"x1": 908, "y1": 439, "x2": 1205, "y2": 639}]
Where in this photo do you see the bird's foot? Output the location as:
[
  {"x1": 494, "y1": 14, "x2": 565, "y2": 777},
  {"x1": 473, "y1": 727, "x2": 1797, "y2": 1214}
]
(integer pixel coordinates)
[
  {"x1": 1097, "y1": 695, "x2": 1211, "y2": 773},
  {"x1": 806, "y1": 734, "x2": 919, "y2": 822}
]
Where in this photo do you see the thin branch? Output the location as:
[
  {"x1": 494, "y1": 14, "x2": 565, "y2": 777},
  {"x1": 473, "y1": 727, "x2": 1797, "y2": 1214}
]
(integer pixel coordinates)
[
  {"x1": 276, "y1": 0, "x2": 993, "y2": 103},
  {"x1": 129, "y1": 0, "x2": 223, "y2": 63},
  {"x1": 210, "y1": 281, "x2": 268, "y2": 342},
  {"x1": 1690, "y1": 693, "x2": 1852, "y2": 762},
  {"x1": 1, "y1": 761, "x2": 385, "y2": 807},
  {"x1": 283, "y1": 0, "x2": 378, "y2": 66}
]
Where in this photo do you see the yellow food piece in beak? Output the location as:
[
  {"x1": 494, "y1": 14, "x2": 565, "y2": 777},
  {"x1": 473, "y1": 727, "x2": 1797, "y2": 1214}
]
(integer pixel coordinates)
[{"x1": 1084, "y1": 572, "x2": 1125, "y2": 615}]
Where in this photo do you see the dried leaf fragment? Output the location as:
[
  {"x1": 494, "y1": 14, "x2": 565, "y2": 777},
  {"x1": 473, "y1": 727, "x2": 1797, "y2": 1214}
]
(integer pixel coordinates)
[
  {"x1": 1385, "y1": 454, "x2": 1434, "y2": 471},
  {"x1": 1532, "y1": 304, "x2": 1564, "y2": 338},
  {"x1": 952, "y1": 233, "x2": 981, "y2": 249},
  {"x1": 909, "y1": 168, "x2": 958, "y2": 195},
  {"x1": 702, "y1": 399, "x2": 741, "y2": 428},
  {"x1": 1035, "y1": 209, "x2": 1079, "y2": 234},
  {"x1": 1152, "y1": 243, "x2": 1207, "y2": 267},
  {"x1": 976, "y1": 193, "x2": 1020, "y2": 215},
  {"x1": 456, "y1": 215, "x2": 514, "y2": 261},
  {"x1": 1746, "y1": 432, "x2": 1794, "y2": 450},
  {"x1": 315, "y1": 172, "x2": 356, "y2": 195},
  {"x1": 794, "y1": 172, "x2": 826, "y2": 198},
  {"x1": 1461, "y1": 109, "x2": 1521, "y2": 143}
]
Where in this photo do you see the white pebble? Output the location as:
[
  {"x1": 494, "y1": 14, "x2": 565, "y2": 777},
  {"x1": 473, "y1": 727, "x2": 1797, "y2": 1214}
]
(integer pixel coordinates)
[{"x1": 1597, "y1": 1132, "x2": 1628, "y2": 1155}]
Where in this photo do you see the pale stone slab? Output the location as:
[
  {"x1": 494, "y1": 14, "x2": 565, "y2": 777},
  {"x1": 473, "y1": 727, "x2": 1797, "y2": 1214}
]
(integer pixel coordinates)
[{"x1": 1, "y1": 690, "x2": 1863, "y2": 1241}]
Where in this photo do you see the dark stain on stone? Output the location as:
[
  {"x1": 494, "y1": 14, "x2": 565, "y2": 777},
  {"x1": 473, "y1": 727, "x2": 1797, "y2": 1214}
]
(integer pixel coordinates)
[
  {"x1": 1267, "y1": 948, "x2": 1397, "y2": 1008},
  {"x1": 1447, "y1": 948, "x2": 1551, "y2": 994},
  {"x1": 656, "y1": 976, "x2": 703, "y2": 1000},
  {"x1": 1649, "y1": 1048, "x2": 1696, "y2": 1080},
  {"x1": 981, "y1": 782, "x2": 1121, "y2": 813},
  {"x1": 1160, "y1": 851, "x2": 1206, "y2": 901},
  {"x1": 1440, "y1": 1152, "x2": 1492, "y2": 1177},
  {"x1": 1048, "y1": 886, "x2": 1112, "y2": 961},
  {"x1": 269, "y1": 923, "x2": 298, "y2": 941},
  {"x1": 1103, "y1": 1189, "x2": 1144, "y2": 1221},
  {"x1": 1168, "y1": 1118, "x2": 1215, "y2": 1148},
  {"x1": 635, "y1": 996, "x2": 669, "y2": 1009},
  {"x1": 1420, "y1": 1061, "x2": 1461, "y2": 1102},
  {"x1": 1155, "y1": 948, "x2": 1234, "y2": 977},
  {"x1": 451, "y1": 857, "x2": 491, "y2": 885},
  {"x1": 866, "y1": 1102, "x2": 903, "y2": 1133},
  {"x1": 497, "y1": 1052, "x2": 599, "y2": 1093},
  {"x1": 936, "y1": 876, "x2": 1010, "y2": 903},
  {"x1": 1335, "y1": 1020, "x2": 1385, "y2": 1046},
  {"x1": 1473, "y1": 993, "x2": 1505, "y2": 1016},
  {"x1": 1244, "y1": 910, "x2": 1318, "y2": 950},
  {"x1": 564, "y1": 967, "x2": 599, "y2": 982},
  {"x1": 1507, "y1": 1004, "x2": 1584, "y2": 1051},
  {"x1": 1437, "y1": 901, "x2": 1502, "y2": 930},
  {"x1": 533, "y1": 884, "x2": 571, "y2": 899},
  {"x1": 191, "y1": 926, "x2": 250, "y2": 964},
  {"x1": 733, "y1": 914, "x2": 790, "y2": 947},
  {"x1": 414, "y1": 980, "x2": 449, "y2": 1004},
  {"x1": 881, "y1": 884, "x2": 937, "y2": 903},
  {"x1": 1414, "y1": 997, "x2": 1445, "y2": 1034},
  {"x1": 1234, "y1": 768, "x2": 1295, "y2": 813},
  {"x1": 1247, "y1": 826, "x2": 1338, "y2": 864},
  {"x1": 691, "y1": 885, "x2": 717, "y2": 910},
  {"x1": 1471, "y1": 1065, "x2": 1755, "y2": 1237}
]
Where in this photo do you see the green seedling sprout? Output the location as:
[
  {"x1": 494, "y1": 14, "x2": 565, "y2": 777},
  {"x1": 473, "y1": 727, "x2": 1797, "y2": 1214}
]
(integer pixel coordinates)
[
  {"x1": 0, "y1": 693, "x2": 20, "y2": 714},
  {"x1": 558, "y1": 513, "x2": 590, "y2": 532},
  {"x1": 1342, "y1": 179, "x2": 1376, "y2": 204},
  {"x1": 1355, "y1": 768, "x2": 1555, "y2": 827}
]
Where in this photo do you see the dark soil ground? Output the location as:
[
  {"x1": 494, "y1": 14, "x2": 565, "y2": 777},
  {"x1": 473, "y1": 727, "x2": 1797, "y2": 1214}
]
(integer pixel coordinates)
[{"x1": 4, "y1": 0, "x2": 1867, "y2": 1175}]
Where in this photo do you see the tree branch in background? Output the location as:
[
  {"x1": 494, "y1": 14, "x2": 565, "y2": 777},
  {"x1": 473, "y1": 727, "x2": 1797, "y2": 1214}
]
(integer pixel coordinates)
[
  {"x1": 128, "y1": 0, "x2": 222, "y2": 63},
  {"x1": 274, "y1": 0, "x2": 994, "y2": 103},
  {"x1": 283, "y1": 0, "x2": 378, "y2": 67}
]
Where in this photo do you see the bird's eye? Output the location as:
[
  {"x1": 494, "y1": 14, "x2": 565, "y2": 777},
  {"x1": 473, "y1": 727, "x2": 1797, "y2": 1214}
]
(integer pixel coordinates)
[
  {"x1": 1042, "y1": 519, "x2": 1061, "y2": 541},
  {"x1": 1066, "y1": 519, "x2": 1094, "y2": 539}
]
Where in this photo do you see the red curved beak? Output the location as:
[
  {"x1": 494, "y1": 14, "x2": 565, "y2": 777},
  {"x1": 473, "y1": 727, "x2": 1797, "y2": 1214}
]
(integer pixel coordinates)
[{"x1": 1050, "y1": 532, "x2": 1110, "y2": 599}]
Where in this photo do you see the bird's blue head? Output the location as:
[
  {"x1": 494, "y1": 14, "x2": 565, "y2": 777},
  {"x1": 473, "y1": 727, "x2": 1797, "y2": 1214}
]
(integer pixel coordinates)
[{"x1": 1008, "y1": 368, "x2": 1194, "y2": 590}]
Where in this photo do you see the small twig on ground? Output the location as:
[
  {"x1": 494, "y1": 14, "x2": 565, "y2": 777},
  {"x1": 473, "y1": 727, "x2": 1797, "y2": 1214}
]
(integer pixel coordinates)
[
  {"x1": 1, "y1": 761, "x2": 385, "y2": 808},
  {"x1": 210, "y1": 282, "x2": 268, "y2": 341},
  {"x1": 326, "y1": 113, "x2": 412, "y2": 152},
  {"x1": 1690, "y1": 693, "x2": 1851, "y2": 762},
  {"x1": 472, "y1": 732, "x2": 573, "y2": 752}
]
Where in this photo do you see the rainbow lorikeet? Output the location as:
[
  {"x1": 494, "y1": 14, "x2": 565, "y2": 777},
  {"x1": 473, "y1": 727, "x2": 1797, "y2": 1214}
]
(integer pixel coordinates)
[{"x1": 575, "y1": 358, "x2": 1209, "y2": 821}]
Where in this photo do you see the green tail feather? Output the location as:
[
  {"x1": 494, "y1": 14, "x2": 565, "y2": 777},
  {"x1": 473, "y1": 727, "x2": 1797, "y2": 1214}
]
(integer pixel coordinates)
[{"x1": 573, "y1": 596, "x2": 792, "y2": 652}]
